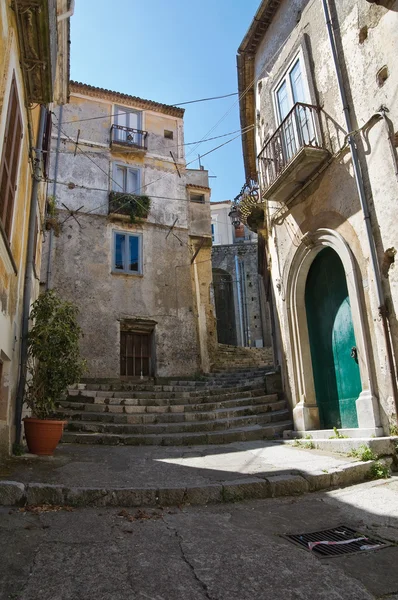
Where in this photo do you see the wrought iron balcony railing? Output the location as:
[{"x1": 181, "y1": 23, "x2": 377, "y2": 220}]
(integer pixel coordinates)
[
  {"x1": 258, "y1": 103, "x2": 323, "y2": 193},
  {"x1": 111, "y1": 124, "x2": 148, "y2": 151}
]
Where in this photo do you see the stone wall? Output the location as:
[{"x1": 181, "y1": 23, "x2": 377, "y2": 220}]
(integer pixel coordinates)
[
  {"x1": 46, "y1": 93, "x2": 215, "y2": 379},
  {"x1": 212, "y1": 243, "x2": 271, "y2": 348},
  {"x1": 249, "y1": 0, "x2": 398, "y2": 433}
]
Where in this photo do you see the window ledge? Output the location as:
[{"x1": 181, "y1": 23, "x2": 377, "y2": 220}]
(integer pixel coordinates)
[
  {"x1": 111, "y1": 270, "x2": 143, "y2": 278},
  {"x1": 0, "y1": 222, "x2": 17, "y2": 275}
]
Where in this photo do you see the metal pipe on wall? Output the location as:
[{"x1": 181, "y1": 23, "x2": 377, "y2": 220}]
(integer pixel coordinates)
[
  {"x1": 14, "y1": 105, "x2": 48, "y2": 447},
  {"x1": 322, "y1": 0, "x2": 398, "y2": 420},
  {"x1": 46, "y1": 104, "x2": 63, "y2": 290},
  {"x1": 235, "y1": 254, "x2": 245, "y2": 346}
]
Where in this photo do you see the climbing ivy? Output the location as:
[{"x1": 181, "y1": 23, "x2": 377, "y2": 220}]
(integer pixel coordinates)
[{"x1": 25, "y1": 290, "x2": 86, "y2": 419}]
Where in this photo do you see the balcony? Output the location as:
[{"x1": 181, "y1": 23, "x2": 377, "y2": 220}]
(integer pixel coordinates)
[
  {"x1": 110, "y1": 124, "x2": 148, "y2": 154},
  {"x1": 258, "y1": 103, "x2": 329, "y2": 203}
]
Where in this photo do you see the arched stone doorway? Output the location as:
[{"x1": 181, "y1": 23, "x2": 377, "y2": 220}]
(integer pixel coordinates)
[
  {"x1": 212, "y1": 268, "x2": 237, "y2": 346},
  {"x1": 285, "y1": 229, "x2": 381, "y2": 433}
]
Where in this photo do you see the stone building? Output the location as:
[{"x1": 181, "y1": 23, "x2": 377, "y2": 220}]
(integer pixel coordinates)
[
  {"x1": 45, "y1": 82, "x2": 215, "y2": 379},
  {"x1": 211, "y1": 201, "x2": 271, "y2": 348},
  {"x1": 0, "y1": 0, "x2": 71, "y2": 453},
  {"x1": 238, "y1": 0, "x2": 398, "y2": 436}
]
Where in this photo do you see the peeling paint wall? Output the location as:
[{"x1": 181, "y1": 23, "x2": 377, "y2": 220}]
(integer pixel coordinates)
[
  {"x1": 250, "y1": 0, "x2": 398, "y2": 432},
  {"x1": 46, "y1": 93, "x2": 215, "y2": 378}
]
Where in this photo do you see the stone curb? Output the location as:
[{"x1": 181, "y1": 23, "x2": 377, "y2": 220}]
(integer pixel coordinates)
[{"x1": 0, "y1": 459, "x2": 393, "y2": 508}]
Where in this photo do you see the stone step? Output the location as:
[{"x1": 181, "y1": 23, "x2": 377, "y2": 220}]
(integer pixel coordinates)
[
  {"x1": 61, "y1": 420, "x2": 293, "y2": 446},
  {"x1": 64, "y1": 409, "x2": 290, "y2": 436},
  {"x1": 59, "y1": 394, "x2": 285, "y2": 415},
  {"x1": 64, "y1": 387, "x2": 269, "y2": 408},
  {"x1": 76, "y1": 374, "x2": 268, "y2": 392},
  {"x1": 56, "y1": 399, "x2": 287, "y2": 425}
]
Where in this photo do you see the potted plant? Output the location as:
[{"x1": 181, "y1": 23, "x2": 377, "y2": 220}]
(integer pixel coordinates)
[{"x1": 23, "y1": 290, "x2": 86, "y2": 455}]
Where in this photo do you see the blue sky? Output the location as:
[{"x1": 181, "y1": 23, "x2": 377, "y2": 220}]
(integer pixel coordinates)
[{"x1": 70, "y1": 0, "x2": 260, "y2": 203}]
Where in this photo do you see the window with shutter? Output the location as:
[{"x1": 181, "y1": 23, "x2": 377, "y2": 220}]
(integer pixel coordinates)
[{"x1": 0, "y1": 76, "x2": 23, "y2": 240}]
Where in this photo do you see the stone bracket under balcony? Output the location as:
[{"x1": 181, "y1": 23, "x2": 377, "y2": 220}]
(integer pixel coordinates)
[{"x1": 264, "y1": 145, "x2": 330, "y2": 203}]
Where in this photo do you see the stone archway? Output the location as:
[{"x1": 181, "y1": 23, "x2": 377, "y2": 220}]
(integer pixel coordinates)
[{"x1": 285, "y1": 228, "x2": 381, "y2": 433}]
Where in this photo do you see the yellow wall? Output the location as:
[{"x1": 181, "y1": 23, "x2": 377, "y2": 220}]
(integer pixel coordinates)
[{"x1": 0, "y1": 3, "x2": 46, "y2": 453}]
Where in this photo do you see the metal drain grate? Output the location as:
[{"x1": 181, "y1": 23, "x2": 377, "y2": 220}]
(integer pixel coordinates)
[{"x1": 284, "y1": 525, "x2": 391, "y2": 558}]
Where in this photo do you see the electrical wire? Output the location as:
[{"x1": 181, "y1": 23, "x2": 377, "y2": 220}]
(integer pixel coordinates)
[
  {"x1": 59, "y1": 93, "x2": 239, "y2": 125},
  {"x1": 51, "y1": 116, "x2": 252, "y2": 219},
  {"x1": 51, "y1": 124, "x2": 255, "y2": 156}
]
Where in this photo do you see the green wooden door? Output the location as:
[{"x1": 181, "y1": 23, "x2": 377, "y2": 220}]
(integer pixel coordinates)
[{"x1": 305, "y1": 247, "x2": 360, "y2": 429}]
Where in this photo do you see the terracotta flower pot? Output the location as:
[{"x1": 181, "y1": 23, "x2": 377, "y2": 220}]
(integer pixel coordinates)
[{"x1": 23, "y1": 417, "x2": 67, "y2": 456}]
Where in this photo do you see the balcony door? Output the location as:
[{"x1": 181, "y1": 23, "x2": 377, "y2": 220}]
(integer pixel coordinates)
[
  {"x1": 114, "y1": 106, "x2": 142, "y2": 146},
  {"x1": 274, "y1": 55, "x2": 314, "y2": 161}
]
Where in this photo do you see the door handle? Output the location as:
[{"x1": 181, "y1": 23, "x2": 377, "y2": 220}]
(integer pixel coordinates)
[{"x1": 351, "y1": 346, "x2": 358, "y2": 363}]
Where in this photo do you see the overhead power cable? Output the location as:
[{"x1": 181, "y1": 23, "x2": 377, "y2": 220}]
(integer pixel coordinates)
[
  {"x1": 172, "y1": 92, "x2": 238, "y2": 106},
  {"x1": 59, "y1": 93, "x2": 239, "y2": 125},
  {"x1": 51, "y1": 116, "x2": 253, "y2": 219}
]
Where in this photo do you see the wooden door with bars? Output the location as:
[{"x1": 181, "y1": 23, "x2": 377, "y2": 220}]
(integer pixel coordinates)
[{"x1": 120, "y1": 331, "x2": 152, "y2": 377}]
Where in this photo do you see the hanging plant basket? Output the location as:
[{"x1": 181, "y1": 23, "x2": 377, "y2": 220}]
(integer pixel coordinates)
[{"x1": 109, "y1": 192, "x2": 151, "y2": 223}]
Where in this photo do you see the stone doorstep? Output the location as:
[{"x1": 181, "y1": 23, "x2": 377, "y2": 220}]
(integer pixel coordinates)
[
  {"x1": 285, "y1": 436, "x2": 398, "y2": 458},
  {"x1": 0, "y1": 458, "x2": 393, "y2": 508}
]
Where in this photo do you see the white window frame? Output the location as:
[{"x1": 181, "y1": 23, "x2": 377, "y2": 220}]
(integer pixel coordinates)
[
  {"x1": 112, "y1": 163, "x2": 141, "y2": 194},
  {"x1": 114, "y1": 105, "x2": 143, "y2": 131},
  {"x1": 112, "y1": 230, "x2": 143, "y2": 275},
  {"x1": 272, "y1": 49, "x2": 311, "y2": 126}
]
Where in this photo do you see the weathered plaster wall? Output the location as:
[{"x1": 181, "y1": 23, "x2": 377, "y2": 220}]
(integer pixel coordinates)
[
  {"x1": 47, "y1": 94, "x2": 214, "y2": 378},
  {"x1": 0, "y1": 5, "x2": 48, "y2": 453},
  {"x1": 252, "y1": 0, "x2": 398, "y2": 432},
  {"x1": 48, "y1": 213, "x2": 201, "y2": 377}
]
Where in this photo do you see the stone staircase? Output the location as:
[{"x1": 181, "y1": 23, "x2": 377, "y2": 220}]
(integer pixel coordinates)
[
  {"x1": 56, "y1": 365, "x2": 292, "y2": 446},
  {"x1": 211, "y1": 343, "x2": 274, "y2": 372}
]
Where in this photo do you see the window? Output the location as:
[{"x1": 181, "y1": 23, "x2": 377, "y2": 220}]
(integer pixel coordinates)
[
  {"x1": 113, "y1": 164, "x2": 141, "y2": 194},
  {"x1": 120, "y1": 330, "x2": 152, "y2": 377},
  {"x1": 0, "y1": 75, "x2": 23, "y2": 239},
  {"x1": 274, "y1": 53, "x2": 314, "y2": 160},
  {"x1": 190, "y1": 193, "x2": 205, "y2": 203},
  {"x1": 113, "y1": 231, "x2": 142, "y2": 274},
  {"x1": 114, "y1": 105, "x2": 143, "y2": 146},
  {"x1": 42, "y1": 109, "x2": 52, "y2": 179},
  {"x1": 164, "y1": 130, "x2": 173, "y2": 140},
  {"x1": 211, "y1": 223, "x2": 215, "y2": 242}
]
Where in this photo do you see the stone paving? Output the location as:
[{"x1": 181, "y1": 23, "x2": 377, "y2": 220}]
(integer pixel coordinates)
[
  {"x1": 1, "y1": 477, "x2": 398, "y2": 599},
  {"x1": 0, "y1": 440, "x2": 394, "y2": 507}
]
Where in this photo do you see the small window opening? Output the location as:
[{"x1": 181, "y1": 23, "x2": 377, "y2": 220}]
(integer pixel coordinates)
[
  {"x1": 190, "y1": 193, "x2": 205, "y2": 203},
  {"x1": 377, "y1": 65, "x2": 389, "y2": 87},
  {"x1": 164, "y1": 130, "x2": 173, "y2": 140}
]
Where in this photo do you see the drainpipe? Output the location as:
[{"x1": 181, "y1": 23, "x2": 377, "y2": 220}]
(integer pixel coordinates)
[
  {"x1": 14, "y1": 105, "x2": 48, "y2": 447},
  {"x1": 322, "y1": 0, "x2": 398, "y2": 420},
  {"x1": 377, "y1": 105, "x2": 398, "y2": 184},
  {"x1": 235, "y1": 255, "x2": 245, "y2": 346},
  {"x1": 46, "y1": 104, "x2": 62, "y2": 290},
  {"x1": 240, "y1": 260, "x2": 251, "y2": 347}
]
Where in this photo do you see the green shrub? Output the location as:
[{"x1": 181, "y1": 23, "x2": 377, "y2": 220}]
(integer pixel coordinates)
[
  {"x1": 349, "y1": 444, "x2": 377, "y2": 461},
  {"x1": 25, "y1": 290, "x2": 86, "y2": 419},
  {"x1": 109, "y1": 192, "x2": 151, "y2": 223},
  {"x1": 369, "y1": 461, "x2": 390, "y2": 479},
  {"x1": 329, "y1": 426, "x2": 348, "y2": 439}
]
